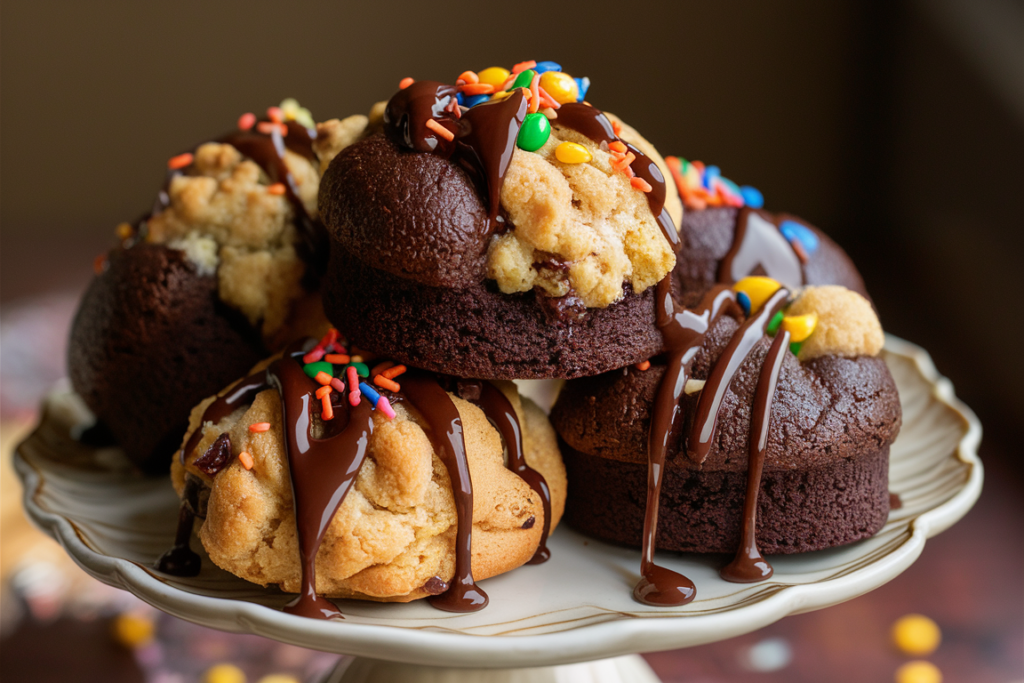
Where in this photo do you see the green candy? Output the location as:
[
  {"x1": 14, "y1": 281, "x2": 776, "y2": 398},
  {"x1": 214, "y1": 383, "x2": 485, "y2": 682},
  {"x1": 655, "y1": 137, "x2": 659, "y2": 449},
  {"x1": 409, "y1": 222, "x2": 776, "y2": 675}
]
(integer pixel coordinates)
[
  {"x1": 517, "y1": 113, "x2": 551, "y2": 152},
  {"x1": 510, "y1": 69, "x2": 537, "y2": 91},
  {"x1": 766, "y1": 310, "x2": 784, "y2": 336},
  {"x1": 303, "y1": 361, "x2": 333, "y2": 379},
  {"x1": 790, "y1": 341, "x2": 803, "y2": 356},
  {"x1": 346, "y1": 362, "x2": 370, "y2": 378}
]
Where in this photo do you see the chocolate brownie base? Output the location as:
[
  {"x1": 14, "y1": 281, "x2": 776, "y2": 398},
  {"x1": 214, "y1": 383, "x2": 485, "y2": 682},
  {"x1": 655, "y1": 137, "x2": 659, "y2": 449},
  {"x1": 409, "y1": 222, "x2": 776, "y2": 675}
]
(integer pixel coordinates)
[
  {"x1": 561, "y1": 439, "x2": 890, "y2": 554},
  {"x1": 68, "y1": 244, "x2": 266, "y2": 473},
  {"x1": 323, "y1": 249, "x2": 664, "y2": 380}
]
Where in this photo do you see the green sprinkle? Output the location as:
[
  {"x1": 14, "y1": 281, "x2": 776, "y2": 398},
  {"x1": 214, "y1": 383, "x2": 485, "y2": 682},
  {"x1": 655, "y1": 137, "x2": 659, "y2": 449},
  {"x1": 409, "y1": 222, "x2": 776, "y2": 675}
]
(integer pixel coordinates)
[
  {"x1": 346, "y1": 362, "x2": 369, "y2": 378},
  {"x1": 303, "y1": 361, "x2": 333, "y2": 378},
  {"x1": 517, "y1": 112, "x2": 551, "y2": 152},
  {"x1": 766, "y1": 311, "x2": 784, "y2": 336},
  {"x1": 510, "y1": 69, "x2": 537, "y2": 91}
]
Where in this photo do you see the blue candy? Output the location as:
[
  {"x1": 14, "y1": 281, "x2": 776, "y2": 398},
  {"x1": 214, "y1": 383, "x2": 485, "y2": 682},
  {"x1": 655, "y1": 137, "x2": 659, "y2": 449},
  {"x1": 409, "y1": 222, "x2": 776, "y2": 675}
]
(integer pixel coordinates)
[
  {"x1": 736, "y1": 291, "x2": 752, "y2": 317},
  {"x1": 456, "y1": 92, "x2": 465, "y2": 107},
  {"x1": 703, "y1": 165, "x2": 721, "y2": 190},
  {"x1": 778, "y1": 220, "x2": 819, "y2": 255},
  {"x1": 359, "y1": 382, "x2": 381, "y2": 407},
  {"x1": 575, "y1": 77, "x2": 590, "y2": 102},
  {"x1": 739, "y1": 185, "x2": 764, "y2": 209},
  {"x1": 463, "y1": 93, "x2": 490, "y2": 108},
  {"x1": 534, "y1": 61, "x2": 562, "y2": 74}
]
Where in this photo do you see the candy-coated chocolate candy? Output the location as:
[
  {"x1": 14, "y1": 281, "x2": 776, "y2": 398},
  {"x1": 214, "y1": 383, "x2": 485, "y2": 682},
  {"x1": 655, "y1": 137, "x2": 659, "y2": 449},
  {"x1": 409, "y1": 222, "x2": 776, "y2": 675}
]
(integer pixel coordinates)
[
  {"x1": 789, "y1": 341, "x2": 803, "y2": 356},
  {"x1": 534, "y1": 61, "x2": 562, "y2": 73},
  {"x1": 303, "y1": 361, "x2": 333, "y2": 379},
  {"x1": 736, "y1": 291, "x2": 752, "y2": 317},
  {"x1": 112, "y1": 612, "x2": 155, "y2": 648},
  {"x1": 892, "y1": 614, "x2": 942, "y2": 656},
  {"x1": 733, "y1": 276, "x2": 782, "y2": 314},
  {"x1": 555, "y1": 141, "x2": 592, "y2": 164},
  {"x1": 740, "y1": 185, "x2": 764, "y2": 208},
  {"x1": 257, "y1": 676, "x2": 301, "y2": 683},
  {"x1": 490, "y1": 90, "x2": 513, "y2": 102},
  {"x1": 464, "y1": 93, "x2": 490, "y2": 108},
  {"x1": 779, "y1": 220, "x2": 820, "y2": 255},
  {"x1": 346, "y1": 362, "x2": 370, "y2": 378},
  {"x1": 517, "y1": 112, "x2": 551, "y2": 151},
  {"x1": 685, "y1": 164, "x2": 702, "y2": 188},
  {"x1": 511, "y1": 69, "x2": 537, "y2": 91},
  {"x1": 703, "y1": 165, "x2": 721, "y2": 190},
  {"x1": 204, "y1": 664, "x2": 246, "y2": 683},
  {"x1": 575, "y1": 77, "x2": 590, "y2": 101},
  {"x1": 780, "y1": 313, "x2": 818, "y2": 342},
  {"x1": 894, "y1": 661, "x2": 943, "y2": 683},
  {"x1": 477, "y1": 67, "x2": 510, "y2": 89},
  {"x1": 766, "y1": 310, "x2": 784, "y2": 336},
  {"x1": 540, "y1": 71, "x2": 578, "y2": 104}
]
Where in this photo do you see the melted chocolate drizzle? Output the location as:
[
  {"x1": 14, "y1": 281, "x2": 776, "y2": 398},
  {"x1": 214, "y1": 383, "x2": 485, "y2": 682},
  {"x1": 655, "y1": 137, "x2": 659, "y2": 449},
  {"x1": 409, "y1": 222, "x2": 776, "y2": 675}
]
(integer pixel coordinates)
[{"x1": 718, "y1": 208, "x2": 804, "y2": 289}]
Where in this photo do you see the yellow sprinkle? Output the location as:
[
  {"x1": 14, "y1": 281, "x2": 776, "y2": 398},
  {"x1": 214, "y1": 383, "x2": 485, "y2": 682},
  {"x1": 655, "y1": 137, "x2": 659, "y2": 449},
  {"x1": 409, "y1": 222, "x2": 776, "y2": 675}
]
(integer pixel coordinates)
[
  {"x1": 205, "y1": 663, "x2": 247, "y2": 683},
  {"x1": 539, "y1": 71, "x2": 579, "y2": 105},
  {"x1": 477, "y1": 66, "x2": 511, "y2": 89},
  {"x1": 111, "y1": 612, "x2": 155, "y2": 648},
  {"x1": 780, "y1": 313, "x2": 818, "y2": 342},
  {"x1": 115, "y1": 222, "x2": 134, "y2": 241},
  {"x1": 555, "y1": 141, "x2": 593, "y2": 165},
  {"x1": 732, "y1": 276, "x2": 782, "y2": 314},
  {"x1": 891, "y1": 614, "x2": 941, "y2": 656},
  {"x1": 894, "y1": 661, "x2": 942, "y2": 683}
]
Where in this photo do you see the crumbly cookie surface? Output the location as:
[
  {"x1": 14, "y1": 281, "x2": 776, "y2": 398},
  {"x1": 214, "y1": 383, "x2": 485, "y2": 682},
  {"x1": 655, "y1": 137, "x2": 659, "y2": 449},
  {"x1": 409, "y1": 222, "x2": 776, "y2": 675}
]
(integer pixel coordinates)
[
  {"x1": 788, "y1": 285, "x2": 884, "y2": 360},
  {"x1": 172, "y1": 378, "x2": 566, "y2": 602},
  {"x1": 489, "y1": 113, "x2": 681, "y2": 309}
]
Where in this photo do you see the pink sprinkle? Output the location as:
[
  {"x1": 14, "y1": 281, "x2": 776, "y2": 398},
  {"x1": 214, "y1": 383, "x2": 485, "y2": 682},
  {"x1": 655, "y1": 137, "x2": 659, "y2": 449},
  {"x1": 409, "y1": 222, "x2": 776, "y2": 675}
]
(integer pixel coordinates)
[
  {"x1": 376, "y1": 397, "x2": 396, "y2": 419},
  {"x1": 330, "y1": 377, "x2": 346, "y2": 393},
  {"x1": 346, "y1": 366, "x2": 360, "y2": 406},
  {"x1": 348, "y1": 388, "x2": 361, "y2": 407},
  {"x1": 267, "y1": 106, "x2": 284, "y2": 123},
  {"x1": 303, "y1": 348, "x2": 325, "y2": 364},
  {"x1": 238, "y1": 112, "x2": 256, "y2": 131}
]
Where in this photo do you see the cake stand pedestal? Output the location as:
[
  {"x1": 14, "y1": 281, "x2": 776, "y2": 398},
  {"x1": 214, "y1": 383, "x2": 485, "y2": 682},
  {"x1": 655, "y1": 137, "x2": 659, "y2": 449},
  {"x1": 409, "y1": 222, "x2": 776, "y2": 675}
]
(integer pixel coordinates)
[{"x1": 14, "y1": 337, "x2": 982, "y2": 679}]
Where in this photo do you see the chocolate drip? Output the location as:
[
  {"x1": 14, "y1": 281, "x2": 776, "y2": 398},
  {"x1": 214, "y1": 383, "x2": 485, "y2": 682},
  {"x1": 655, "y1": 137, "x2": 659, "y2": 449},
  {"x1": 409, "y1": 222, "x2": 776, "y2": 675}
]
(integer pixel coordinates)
[
  {"x1": 155, "y1": 475, "x2": 203, "y2": 576},
  {"x1": 688, "y1": 288, "x2": 790, "y2": 464},
  {"x1": 720, "y1": 329, "x2": 790, "y2": 583},
  {"x1": 384, "y1": 81, "x2": 527, "y2": 227},
  {"x1": 401, "y1": 371, "x2": 489, "y2": 613},
  {"x1": 179, "y1": 372, "x2": 270, "y2": 464},
  {"x1": 471, "y1": 381, "x2": 553, "y2": 564},
  {"x1": 889, "y1": 492, "x2": 903, "y2": 510},
  {"x1": 718, "y1": 208, "x2": 803, "y2": 289}
]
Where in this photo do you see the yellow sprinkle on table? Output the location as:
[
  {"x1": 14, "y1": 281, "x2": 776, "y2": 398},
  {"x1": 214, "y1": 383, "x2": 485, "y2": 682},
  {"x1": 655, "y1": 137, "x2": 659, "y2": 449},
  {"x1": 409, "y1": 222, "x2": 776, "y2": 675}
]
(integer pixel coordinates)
[
  {"x1": 892, "y1": 614, "x2": 942, "y2": 656},
  {"x1": 205, "y1": 663, "x2": 247, "y2": 683},
  {"x1": 111, "y1": 612, "x2": 155, "y2": 648},
  {"x1": 895, "y1": 660, "x2": 942, "y2": 683}
]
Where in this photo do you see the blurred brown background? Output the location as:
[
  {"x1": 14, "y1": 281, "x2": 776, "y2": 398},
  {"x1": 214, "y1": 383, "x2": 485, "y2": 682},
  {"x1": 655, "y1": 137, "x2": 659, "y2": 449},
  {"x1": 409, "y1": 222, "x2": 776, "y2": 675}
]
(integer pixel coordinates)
[{"x1": 2, "y1": 0, "x2": 1022, "y2": 681}]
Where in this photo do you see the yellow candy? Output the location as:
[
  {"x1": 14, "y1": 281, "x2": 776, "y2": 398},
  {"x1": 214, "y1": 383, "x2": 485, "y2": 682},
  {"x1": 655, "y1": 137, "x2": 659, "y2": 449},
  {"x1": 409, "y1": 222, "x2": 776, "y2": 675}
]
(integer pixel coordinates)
[
  {"x1": 685, "y1": 164, "x2": 702, "y2": 188},
  {"x1": 257, "y1": 676, "x2": 301, "y2": 683},
  {"x1": 205, "y1": 663, "x2": 247, "y2": 683},
  {"x1": 555, "y1": 142, "x2": 593, "y2": 164},
  {"x1": 892, "y1": 614, "x2": 942, "y2": 656},
  {"x1": 112, "y1": 612, "x2": 155, "y2": 648},
  {"x1": 895, "y1": 661, "x2": 942, "y2": 683},
  {"x1": 733, "y1": 276, "x2": 782, "y2": 314},
  {"x1": 539, "y1": 71, "x2": 579, "y2": 104},
  {"x1": 490, "y1": 90, "x2": 513, "y2": 102},
  {"x1": 478, "y1": 67, "x2": 511, "y2": 89},
  {"x1": 780, "y1": 313, "x2": 818, "y2": 342}
]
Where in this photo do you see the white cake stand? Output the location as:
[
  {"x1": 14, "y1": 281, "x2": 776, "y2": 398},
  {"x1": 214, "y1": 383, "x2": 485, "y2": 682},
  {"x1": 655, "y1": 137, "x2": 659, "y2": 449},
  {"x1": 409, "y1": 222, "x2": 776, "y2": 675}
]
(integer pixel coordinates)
[{"x1": 14, "y1": 336, "x2": 982, "y2": 682}]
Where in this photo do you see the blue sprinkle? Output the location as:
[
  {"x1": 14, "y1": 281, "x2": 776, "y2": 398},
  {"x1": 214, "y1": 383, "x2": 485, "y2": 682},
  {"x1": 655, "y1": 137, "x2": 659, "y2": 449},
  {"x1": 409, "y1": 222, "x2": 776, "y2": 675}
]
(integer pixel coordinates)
[
  {"x1": 779, "y1": 220, "x2": 819, "y2": 254},
  {"x1": 359, "y1": 382, "x2": 381, "y2": 407},
  {"x1": 456, "y1": 92, "x2": 465, "y2": 107},
  {"x1": 575, "y1": 77, "x2": 590, "y2": 102},
  {"x1": 739, "y1": 185, "x2": 764, "y2": 208},
  {"x1": 703, "y1": 165, "x2": 721, "y2": 190},
  {"x1": 534, "y1": 61, "x2": 562, "y2": 74},
  {"x1": 719, "y1": 176, "x2": 742, "y2": 197},
  {"x1": 463, "y1": 93, "x2": 490, "y2": 108},
  {"x1": 737, "y1": 291, "x2": 752, "y2": 317}
]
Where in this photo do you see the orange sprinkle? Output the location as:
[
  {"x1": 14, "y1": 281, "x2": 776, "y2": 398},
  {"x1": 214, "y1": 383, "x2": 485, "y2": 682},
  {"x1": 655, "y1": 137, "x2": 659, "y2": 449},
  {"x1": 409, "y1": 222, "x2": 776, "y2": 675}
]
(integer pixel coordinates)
[
  {"x1": 381, "y1": 364, "x2": 407, "y2": 379},
  {"x1": 528, "y1": 73, "x2": 541, "y2": 114},
  {"x1": 425, "y1": 119, "x2": 455, "y2": 142},
  {"x1": 249, "y1": 422, "x2": 271, "y2": 433},
  {"x1": 631, "y1": 177, "x2": 653, "y2": 193},
  {"x1": 115, "y1": 222, "x2": 134, "y2": 240},
  {"x1": 321, "y1": 395, "x2": 334, "y2": 421},
  {"x1": 238, "y1": 112, "x2": 256, "y2": 130},
  {"x1": 635, "y1": 360, "x2": 651, "y2": 371},
  {"x1": 460, "y1": 83, "x2": 495, "y2": 96},
  {"x1": 324, "y1": 353, "x2": 350, "y2": 364},
  {"x1": 370, "y1": 360, "x2": 395, "y2": 377},
  {"x1": 167, "y1": 153, "x2": 194, "y2": 170},
  {"x1": 501, "y1": 74, "x2": 517, "y2": 90},
  {"x1": 257, "y1": 121, "x2": 288, "y2": 136},
  {"x1": 93, "y1": 253, "x2": 108, "y2": 274},
  {"x1": 612, "y1": 120, "x2": 623, "y2": 137},
  {"x1": 457, "y1": 70, "x2": 479, "y2": 85},
  {"x1": 608, "y1": 140, "x2": 627, "y2": 154},
  {"x1": 314, "y1": 371, "x2": 333, "y2": 386},
  {"x1": 537, "y1": 87, "x2": 560, "y2": 109},
  {"x1": 374, "y1": 375, "x2": 401, "y2": 392},
  {"x1": 512, "y1": 60, "x2": 537, "y2": 74},
  {"x1": 315, "y1": 385, "x2": 332, "y2": 399},
  {"x1": 238, "y1": 452, "x2": 254, "y2": 470},
  {"x1": 399, "y1": 77, "x2": 415, "y2": 89},
  {"x1": 266, "y1": 183, "x2": 287, "y2": 195},
  {"x1": 267, "y1": 106, "x2": 284, "y2": 123}
]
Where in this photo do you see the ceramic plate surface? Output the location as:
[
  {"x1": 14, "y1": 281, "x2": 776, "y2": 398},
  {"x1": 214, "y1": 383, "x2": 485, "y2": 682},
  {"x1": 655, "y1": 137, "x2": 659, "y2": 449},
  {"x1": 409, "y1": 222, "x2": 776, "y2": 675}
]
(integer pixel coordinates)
[{"x1": 15, "y1": 336, "x2": 982, "y2": 668}]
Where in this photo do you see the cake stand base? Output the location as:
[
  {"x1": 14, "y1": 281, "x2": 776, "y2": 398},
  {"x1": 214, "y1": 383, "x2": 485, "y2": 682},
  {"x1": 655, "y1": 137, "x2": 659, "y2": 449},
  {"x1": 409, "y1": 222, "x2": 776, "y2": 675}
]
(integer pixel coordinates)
[{"x1": 320, "y1": 654, "x2": 662, "y2": 682}]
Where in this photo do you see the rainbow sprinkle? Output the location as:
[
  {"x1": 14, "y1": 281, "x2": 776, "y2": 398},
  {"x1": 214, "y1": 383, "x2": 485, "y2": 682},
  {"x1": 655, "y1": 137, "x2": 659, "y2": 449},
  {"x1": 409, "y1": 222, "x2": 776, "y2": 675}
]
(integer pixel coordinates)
[
  {"x1": 664, "y1": 156, "x2": 764, "y2": 211},
  {"x1": 298, "y1": 328, "x2": 399, "y2": 420}
]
